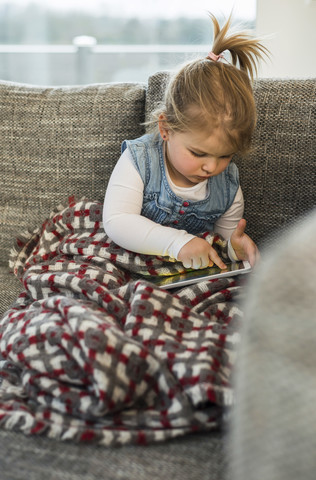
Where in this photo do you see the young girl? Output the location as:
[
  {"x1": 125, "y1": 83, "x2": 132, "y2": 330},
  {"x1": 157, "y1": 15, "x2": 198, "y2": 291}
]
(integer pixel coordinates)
[{"x1": 103, "y1": 14, "x2": 268, "y2": 270}]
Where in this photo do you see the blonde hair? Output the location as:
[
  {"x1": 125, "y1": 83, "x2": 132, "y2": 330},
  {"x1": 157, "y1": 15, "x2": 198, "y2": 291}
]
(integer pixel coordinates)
[{"x1": 149, "y1": 14, "x2": 269, "y2": 154}]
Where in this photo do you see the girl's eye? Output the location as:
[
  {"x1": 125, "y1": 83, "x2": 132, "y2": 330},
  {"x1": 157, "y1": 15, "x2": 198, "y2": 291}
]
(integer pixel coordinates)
[
  {"x1": 189, "y1": 150, "x2": 234, "y2": 159},
  {"x1": 190, "y1": 150, "x2": 206, "y2": 158}
]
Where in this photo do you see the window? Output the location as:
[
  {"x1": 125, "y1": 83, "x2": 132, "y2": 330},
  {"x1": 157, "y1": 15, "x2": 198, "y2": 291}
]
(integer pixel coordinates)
[{"x1": 0, "y1": 0, "x2": 256, "y2": 85}]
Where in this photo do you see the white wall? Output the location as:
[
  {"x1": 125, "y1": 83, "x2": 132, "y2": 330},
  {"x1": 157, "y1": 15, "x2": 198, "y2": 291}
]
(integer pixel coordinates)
[{"x1": 256, "y1": 0, "x2": 316, "y2": 78}]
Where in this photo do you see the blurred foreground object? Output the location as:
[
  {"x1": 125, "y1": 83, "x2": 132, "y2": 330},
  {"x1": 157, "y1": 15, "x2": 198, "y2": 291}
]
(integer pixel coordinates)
[{"x1": 230, "y1": 209, "x2": 316, "y2": 480}]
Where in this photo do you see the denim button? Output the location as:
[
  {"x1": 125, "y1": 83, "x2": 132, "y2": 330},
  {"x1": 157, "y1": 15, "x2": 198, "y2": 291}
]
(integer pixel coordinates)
[
  {"x1": 183, "y1": 201, "x2": 189, "y2": 207},
  {"x1": 179, "y1": 210, "x2": 185, "y2": 215}
]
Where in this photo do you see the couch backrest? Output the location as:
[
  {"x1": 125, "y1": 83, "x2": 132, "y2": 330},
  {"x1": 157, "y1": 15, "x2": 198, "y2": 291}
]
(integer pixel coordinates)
[
  {"x1": 0, "y1": 80, "x2": 146, "y2": 265},
  {"x1": 0, "y1": 73, "x2": 315, "y2": 267},
  {"x1": 145, "y1": 72, "x2": 316, "y2": 247}
]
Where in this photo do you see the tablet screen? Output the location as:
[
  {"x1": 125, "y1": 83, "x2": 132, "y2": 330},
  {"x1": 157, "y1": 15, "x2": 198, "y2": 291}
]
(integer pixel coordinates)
[{"x1": 147, "y1": 260, "x2": 251, "y2": 289}]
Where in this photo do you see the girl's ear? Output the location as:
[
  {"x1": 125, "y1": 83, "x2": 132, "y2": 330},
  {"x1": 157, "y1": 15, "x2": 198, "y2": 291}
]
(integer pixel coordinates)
[{"x1": 158, "y1": 114, "x2": 170, "y2": 141}]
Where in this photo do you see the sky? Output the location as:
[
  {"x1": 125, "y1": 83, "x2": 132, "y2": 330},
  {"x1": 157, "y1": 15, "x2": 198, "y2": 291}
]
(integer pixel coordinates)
[{"x1": 5, "y1": 0, "x2": 257, "y2": 20}]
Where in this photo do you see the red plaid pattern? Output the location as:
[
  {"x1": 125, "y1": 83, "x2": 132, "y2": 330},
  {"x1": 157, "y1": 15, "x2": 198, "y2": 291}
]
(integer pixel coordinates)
[{"x1": 0, "y1": 199, "x2": 244, "y2": 446}]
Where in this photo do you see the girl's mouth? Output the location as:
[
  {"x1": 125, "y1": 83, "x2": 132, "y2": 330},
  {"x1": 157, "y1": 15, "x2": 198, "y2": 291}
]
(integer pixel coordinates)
[{"x1": 196, "y1": 175, "x2": 211, "y2": 180}]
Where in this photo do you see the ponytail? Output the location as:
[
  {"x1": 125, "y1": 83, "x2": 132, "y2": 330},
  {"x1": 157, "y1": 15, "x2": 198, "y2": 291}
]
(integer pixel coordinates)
[{"x1": 210, "y1": 13, "x2": 268, "y2": 80}]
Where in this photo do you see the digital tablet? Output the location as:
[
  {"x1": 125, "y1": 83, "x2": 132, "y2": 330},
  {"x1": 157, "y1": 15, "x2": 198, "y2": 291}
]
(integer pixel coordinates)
[{"x1": 148, "y1": 260, "x2": 251, "y2": 289}]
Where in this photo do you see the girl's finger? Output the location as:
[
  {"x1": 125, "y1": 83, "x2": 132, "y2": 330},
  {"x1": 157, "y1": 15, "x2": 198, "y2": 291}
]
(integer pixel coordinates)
[
  {"x1": 209, "y1": 248, "x2": 227, "y2": 270},
  {"x1": 234, "y1": 218, "x2": 247, "y2": 238}
]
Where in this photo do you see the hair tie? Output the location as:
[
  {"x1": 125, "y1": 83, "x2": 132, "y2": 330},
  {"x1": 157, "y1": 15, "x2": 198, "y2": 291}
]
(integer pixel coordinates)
[{"x1": 207, "y1": 51, "x2": 224, "y2": 62}]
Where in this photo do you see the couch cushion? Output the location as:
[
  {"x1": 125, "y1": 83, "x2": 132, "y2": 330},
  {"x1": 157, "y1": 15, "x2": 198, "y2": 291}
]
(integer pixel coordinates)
[
  {"x1": 0, "y1": 80, "x2": 146, "y2": 267},
  {"x1": 0, "y1": 428, "x2": 226, "y2": 480},
  {"x1": 146, "y1": 72, "x2": 316, "y2": 246}
]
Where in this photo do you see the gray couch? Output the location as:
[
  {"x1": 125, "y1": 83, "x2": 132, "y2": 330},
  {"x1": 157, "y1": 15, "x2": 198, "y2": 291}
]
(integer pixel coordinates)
[{"x1": 0, "y1": 72, "x2": 315, "y2": 479}]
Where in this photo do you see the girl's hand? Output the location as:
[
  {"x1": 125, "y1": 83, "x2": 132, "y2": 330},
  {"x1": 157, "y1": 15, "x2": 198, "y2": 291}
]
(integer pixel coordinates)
[
  {"x1": 230, "y1": 219, "x2": 260, "y2": 267},
  {"x1": 177, "y1": 237, "x2": 227, "y2": 270}
]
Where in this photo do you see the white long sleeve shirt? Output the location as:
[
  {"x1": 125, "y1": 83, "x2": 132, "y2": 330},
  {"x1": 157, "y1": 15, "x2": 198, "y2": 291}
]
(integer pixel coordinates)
[{"x1": 103, "y1": 148, "x2": 244, "y2": 260}]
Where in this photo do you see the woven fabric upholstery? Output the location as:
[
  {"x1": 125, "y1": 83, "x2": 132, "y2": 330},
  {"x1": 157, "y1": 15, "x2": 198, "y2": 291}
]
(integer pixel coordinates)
[
  {"x1": 0, "y1": 429, "x2": 227, "y2": 480},
  {"x1": 146, "y1": 72, "x2": 316, "y2": 246},
  {"x1": 0, "y1": 80, "x2": 146, "y2": 269},
  {"x1": 0, "y1": 266, "x2": 22, "y2": 312},
  {"x1": 229, "y1": 209, "x2": 316, "y2": 480},
  {"x1": 240, "y1": 79, "x2": 316, "y2": 246},
  {"x1": 145, "y1": 70, "x2": 171, "y2": 123}
]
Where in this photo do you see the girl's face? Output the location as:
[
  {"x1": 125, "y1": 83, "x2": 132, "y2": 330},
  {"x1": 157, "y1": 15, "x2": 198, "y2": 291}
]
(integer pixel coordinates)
[{"x1": 161, "y1": 126, "x2": 236, "y2": 188}]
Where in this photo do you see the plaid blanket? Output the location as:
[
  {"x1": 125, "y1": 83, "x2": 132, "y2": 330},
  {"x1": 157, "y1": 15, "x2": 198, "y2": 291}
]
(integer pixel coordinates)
[{"x1": 0, "y1": 199, "x2": 245, "y2": 446}]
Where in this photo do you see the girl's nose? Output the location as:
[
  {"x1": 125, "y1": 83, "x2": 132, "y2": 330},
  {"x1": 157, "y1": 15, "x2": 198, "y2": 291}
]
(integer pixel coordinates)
[{"x1": 202, "y1": 158, "x2": 217, "y2": 174}]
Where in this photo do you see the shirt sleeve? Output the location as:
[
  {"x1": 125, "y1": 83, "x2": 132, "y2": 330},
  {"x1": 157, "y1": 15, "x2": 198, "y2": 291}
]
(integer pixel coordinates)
[
  {"x1": 214, "y1": 186, "x2": 244, "y2": 240},
  {"x1": 214, "y1": 186, "x2": 244, "y2": 261},
  {"x1": 102, "y1": 149, "x2": 195, "y2": 259}
]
